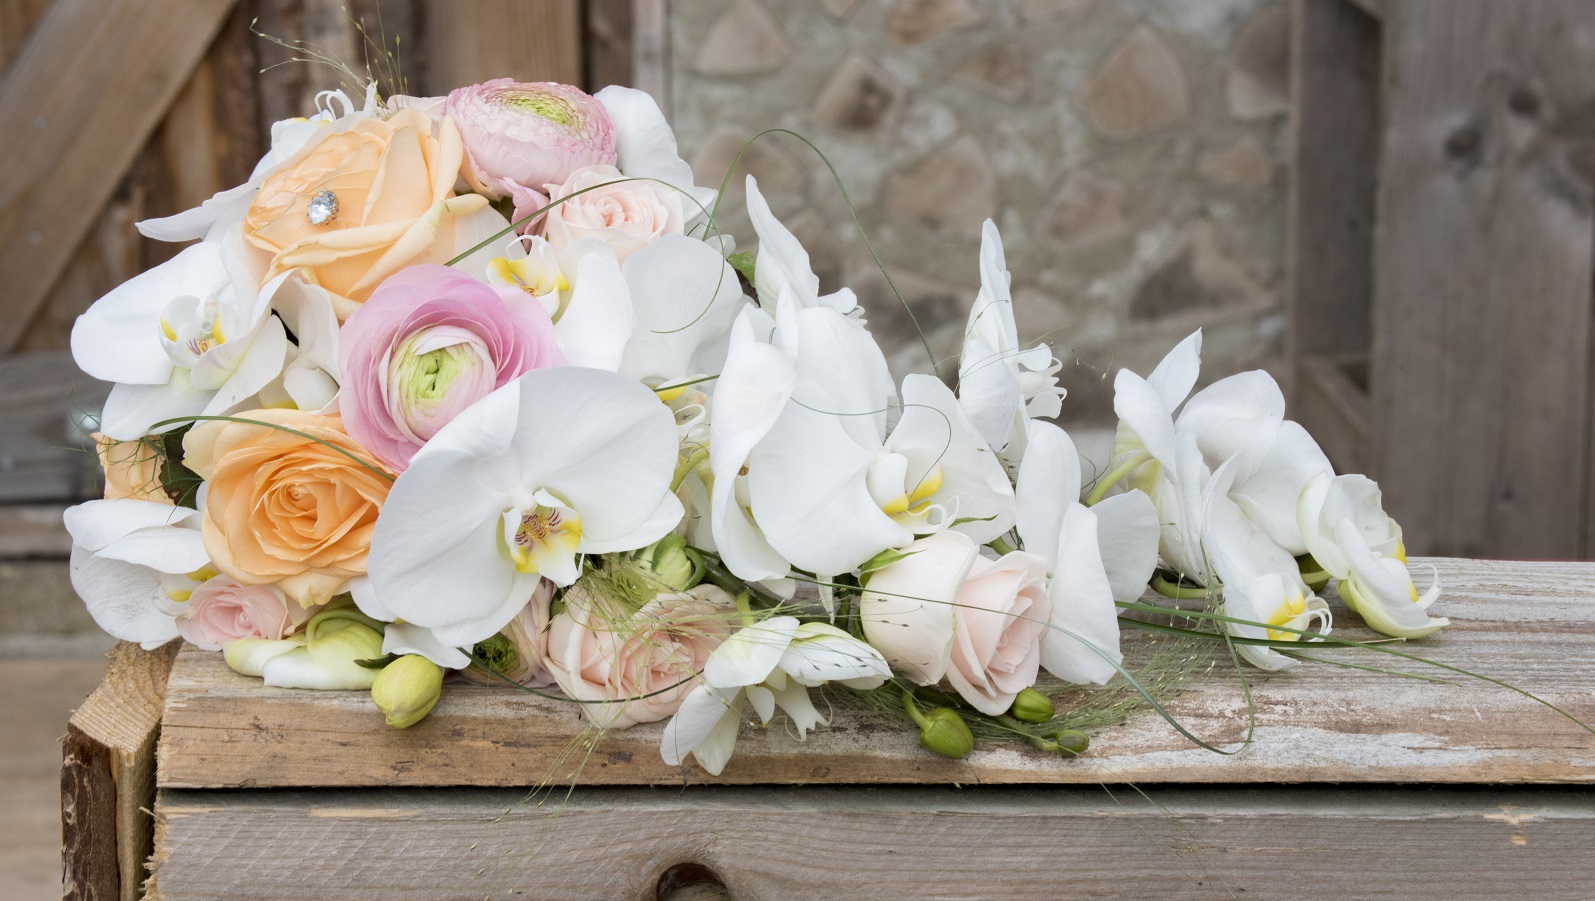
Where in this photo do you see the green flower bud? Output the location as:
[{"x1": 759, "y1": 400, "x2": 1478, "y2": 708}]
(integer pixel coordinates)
[
  {"x1": 1009, "y1": 688, "x2": 1055, "y2": 724},
  {"x1": 918, "y1": 707, "x2": 975, "y2": 760},
  {"x1": 371, "y1": 655, "x2": 444, "y2": 729},
  {"x1": 631, "y1": 532, "x2": 704, "y2": 592},
  {"x1": 1051, "y1": 729, "x2": 1089, "y2": 756}
]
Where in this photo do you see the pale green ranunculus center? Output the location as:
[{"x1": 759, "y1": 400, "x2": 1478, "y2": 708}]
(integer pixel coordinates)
[
  {"x1": 503, "y1": 92, "x2": 577, "y2": 126},
  {"x1": 389, "y1": 328, "x2": 495, "y2": 438},
  {"x1": 399, "y1": 343, "x2": 472, "y2": 404}
]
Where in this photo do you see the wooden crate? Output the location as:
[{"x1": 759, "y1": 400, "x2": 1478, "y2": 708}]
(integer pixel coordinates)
[
  {"x1": 1286, "y1": 0, "x2": 1595, "y2": 559},
  {"x1": 64, "y1": 558, "x2": 1595, "y2": 900}
]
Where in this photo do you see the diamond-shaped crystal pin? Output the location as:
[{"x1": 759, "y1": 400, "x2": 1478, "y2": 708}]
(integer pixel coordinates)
[{"x1": 306, "y1": 190, "x2": 339, "y2": 225}]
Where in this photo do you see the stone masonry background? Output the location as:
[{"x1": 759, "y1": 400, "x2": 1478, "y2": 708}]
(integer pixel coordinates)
[{"x1": 669, "y1": 0, "x2": 1292, "y2": 424}]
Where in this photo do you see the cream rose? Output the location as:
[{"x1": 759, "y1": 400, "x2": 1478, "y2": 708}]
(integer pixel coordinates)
[
  {"x1": 861, "y1": 530, "x2": 1053, "y2": 715},
  {"x1": 542, "y1": 164, "x2": 687, "y2": 262},
  {"x1": 182, "y1": 409, "x2": 392, "y2": 607},
  {"x1": 243, "y1": 106, "x2": 488, "y2": 319},
  {"x1": 543, "y1": 583, "x2": 733, "y2": 729},
  {"x1": 175, "y1": 575, "x2": 308, "y2": 651}
]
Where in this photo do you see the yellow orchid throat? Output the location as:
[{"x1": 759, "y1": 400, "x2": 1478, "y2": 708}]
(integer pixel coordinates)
[
  {"x1": 488, "y1": 256, "x2": 568, "y2": 299},
  {"x1": 881, "y1": 466, "x2": 944, "y2": 517},
  {"x1": 1264, "y1": 586, "x2": 1309, "y2": 642},
  {"x1": 505, "y1": 502, "x2": 583, "y2": 575}
]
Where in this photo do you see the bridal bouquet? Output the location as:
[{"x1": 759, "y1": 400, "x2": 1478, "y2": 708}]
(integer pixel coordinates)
[{"x1": 64, "y1": 76, "x2": 1446, "y2": 775}]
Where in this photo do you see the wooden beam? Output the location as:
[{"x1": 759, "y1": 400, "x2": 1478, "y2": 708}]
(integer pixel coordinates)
[
  {"x1": 1295, "y1": 354, "x2": 1373, "y2": 476},
  {"x1": 1371, "y1": 0, "x2": 1595, "y2": 557},
  {"x1": 420, "y1": 0, "x2": 583, "y2": 94},
  {"x1": 0, "y1": 0, "x2": 239, "y2": 353},
  {"x1": 148, "y1": 785, "x2": 1595, "y2": 899},
  {"x1": 0, "y1": 350, "x2": 108, "y2": 502},
  {"x1": 583, "y1": 0, "x2": 634, "y2": 93},
  {"x1": 155, "y1": 558, "x2": 1595, "y2": 790},
  {"x1": 63, "y1": 641, "x2": 180, "y2": 901}
]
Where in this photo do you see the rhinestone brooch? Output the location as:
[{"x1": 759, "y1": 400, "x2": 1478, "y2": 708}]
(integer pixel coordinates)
[{"x1": 306, "y1": 190, "x2": 339, "y2": 225}]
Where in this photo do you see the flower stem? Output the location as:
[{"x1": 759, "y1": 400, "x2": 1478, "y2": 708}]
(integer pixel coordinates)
[
  {"x1": 989, "y1": 536, "x2": 1016, "y2": 555},
  {"x1": 1084, "y1": 451, "x2": 1154, "y2": 507},
  {"x1": 901, "y1": 688, "x2": 933, "y2": 730},
  {"x1": 671, "y1": 447, "x2": 710, "y2": 492},
  {"x1": 1152, "y1": 573, "x2": 1214, "y2": 600}
]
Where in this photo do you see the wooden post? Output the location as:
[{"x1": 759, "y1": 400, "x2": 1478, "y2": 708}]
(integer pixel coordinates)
[
  {"x1": 420, "y1": 0, "x2": 583, "y2": 94},
  {"x1": 1371, "y1": 0, "x2": 1595, "y2": 557},
  {"x1": 62, "y1": 642, "x2": 180, "y2": 901}
]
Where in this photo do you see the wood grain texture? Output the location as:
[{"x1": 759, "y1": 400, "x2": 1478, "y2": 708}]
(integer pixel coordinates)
[
  {"x1": 156, "y1": 558, "x2": 1595, "y2": 790},
  {"x1": 147, "y1": 784, "x2": 1595, "y2": 901},
  {"x1": 584, "y1": 0, "x2": 634, "y2": 92},
  {"x1": 1371, "y1": 0, "x2": 1595, "y2": 558},
  {"x1": 0, "y1": 0, "x2": 238, "y2": 352},
  {"x1": 0, "y1": 349, "x2": 107, "y2": 502},
  {"x1": 63, "y1": 641, "x2": 181, "y2": 901},
  {"x1": 420, "y1": 0, "x2": 583, "y2": 95},
  {"x1": 1286, "y1": 0, "x2": 1380, "y2": 471}
]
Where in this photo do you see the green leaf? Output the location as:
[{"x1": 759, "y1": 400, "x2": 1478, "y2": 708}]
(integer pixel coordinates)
[
  {"x1": 858, "y1": 547, "x2": 918, "y2": 587},
  {"x1": 726, "y1": 250, "x2": 756, "y2": 285}
]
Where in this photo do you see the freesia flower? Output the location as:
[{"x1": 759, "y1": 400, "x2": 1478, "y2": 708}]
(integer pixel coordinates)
[
  {"x1": 224, "y1": 606, "x2": 386, "y2": 690},
  {"x1": 367, "y1": 366, "x2": 685, "y2": 651},
  {"x1": 174, "y1": 576, "x2": 308, "y2": 651},
  {"x1": 543, "y1": 584, "x2": 734, "y2": 729},
  {"x1": 70, "y1": 239, "x2": 292, "y2": 440},
  {"x1": 957, "y1": 221, "x2": 1066, "y2": 459},
  {"x1": 182, "y1": 409, "x2": 392, "y2": 607},
  {"x1": 1298, "y1": 472, "x2": 1446, "y2": 638},
  {"x1": 660, "y1": 615, "x2": 889, "y2": 775},
  {"x1": 63, "y1": 499, "x2": 210, "y2": 648},
  {"x1": 339, "y1": 264, "x2": 563, "y2": 472},
  {"x1": 447, "y1": 79, "x2": 617, "y2": 221}
]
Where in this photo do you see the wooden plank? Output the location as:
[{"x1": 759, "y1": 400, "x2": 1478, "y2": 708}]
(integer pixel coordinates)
[
  {"x1": 1285, "y1": 0, "x2": 1381, "y2": 402},
  {"x1": 630, "y1": 0, "x2": 670, "y2": 106},
  {"x1": 155, "y1": 558, "x2": 1595, "y2": 790},
  {"x1": 63, "y1": 641, "x2": 180, "y2": 901},
  {"x1": 420, "y1": 0, "x2": 583, "y2": 95},
  {"x1": 147, "y1": 784, "x2": 1595, "y2": 900},
  {"x1": 1371, "y1": 0, "x2": 1595, "y2": 558},
  {"x1": 584, "y1": 0, "x2": 634, "y2": 92},
  {"x1": 0, "y1": 0, "x2": 51, "y2": 71},
  {"x1": 0, "y1": 0, "x2": 238, "y2": 353},
  {"x1": 1344, "y1": 0, "x2": 1386, "y2": 20},
  {"x1": 0, "y1": 502, "x2": 72, "y2": 556},
  {"x1": 1295, "y1": 353, "x2": 1373, "y2": 475},
  {"x1": 0, "y1": 350, "x2": 108, "y2": 503}
]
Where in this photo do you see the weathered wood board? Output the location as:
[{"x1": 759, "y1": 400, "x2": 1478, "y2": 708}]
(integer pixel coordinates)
[
  {"x1": 156, "y1": 558, "x2": 1595, "y2": 789},
  {"x1": 148, "y1": 784, "x2": 1595, "y2": 901}
]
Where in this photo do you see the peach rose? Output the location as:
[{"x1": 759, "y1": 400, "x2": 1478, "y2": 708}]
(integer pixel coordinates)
[
  {"x1": 243, "y1": 107, "x2": 488, "y2": 319},
  {"x1": 175, "y1": 575, "x2": 309, "y2": 651},
  {"x1": 543, "y1": 583, "x2": 733, "y2": 729},
  {"x1": 182, "y1": 409, "x2": 392, "y2": 607},
  {"x1": 93, "y1": 432, "x2": 170, "y2": 503}
]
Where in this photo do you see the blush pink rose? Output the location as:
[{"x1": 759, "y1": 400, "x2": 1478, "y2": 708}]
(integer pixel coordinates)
[
  {"x1": 542, "y1": 164, "x2": 688, "y2": 262},
  {"x1": 175, "y1": 576, "x2": 307, "y2": 651},
  {"x1": 945, "y1": 551, "x2": 1053, "y2": 716},
  {"x1": 338, "y1": 264, "x2": 563, "y2": 472},
  {"x1": 543, "y1": 584, "x2": 734, "y2": 729}
]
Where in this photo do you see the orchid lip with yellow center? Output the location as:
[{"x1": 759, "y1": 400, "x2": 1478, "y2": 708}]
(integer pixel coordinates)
[
  {"x1": 158, "y1": 294, "x2": 230, "y2": 368},
  {"x1": 1264, "y1": 587, "x2": 1309, "y2": 642},
  {"x1": 501, "y1": 489, "x2": 583, "y2": 580}
]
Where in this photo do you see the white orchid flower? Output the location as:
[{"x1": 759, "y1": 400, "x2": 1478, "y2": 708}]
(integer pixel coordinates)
[
  {"x1": 486, "y1": 233, "x2": 634, "y2": 372},
  {"x1": 744, "y1": 176, "x2": 859, "y2": 318},
  {"x1": 71, "y1": 235, "x2": 294, "y2": 440},
  {"x1": 748, "y1": 305, "x2": 1015, "y2": 577},
  {"x1": 257, "y1": 277, "x2": 342, "y2": 412},
  {"x1": 1298, "y1": 472, "x2": 1446, "y2": 639},
  {"x1": 1219, "y1": 571, "x2": 1331, "y2": 672},
  {"x1": 619, "y1": 234, "x2": 748, "y2": 389},
  {"x1": 63, "y1": 499, "x2": 212, "y2": 649},
  {"x1": 957, "y1": 220, "x2": 1066, "y2": 460},
  {"x1": 660, "y1": 615, "x2": 889, "y2": 775},
  {"x1": 368, "y1": 366, "x2": 685, "y2": 651},
  {"x1": 1012, "y1": 422, "x2": 1151, "y2": 684}
]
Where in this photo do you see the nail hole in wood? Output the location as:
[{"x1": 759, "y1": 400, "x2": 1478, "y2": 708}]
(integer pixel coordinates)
[{"x1": 657, "y1": 862, "x2": 730, "y2": 900}]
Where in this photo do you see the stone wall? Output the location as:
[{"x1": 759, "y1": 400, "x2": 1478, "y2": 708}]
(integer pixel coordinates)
[{"x1": 669, "y1": 0, "x2": 1293, "y2": 422}]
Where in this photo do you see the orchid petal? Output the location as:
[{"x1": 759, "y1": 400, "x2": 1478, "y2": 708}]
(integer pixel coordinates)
[
  {"x1": 1015, "y1": 421, "x2": 1082, "y2": 568},
  {"x1": 705, "y1": 616, "x2": 799, "y2": 689},
  {"x1": 1145, "y1": 329, "x2": 1202, "y2": 413},
  {"x1": 556, "y1": 250, "x2": 633, "y2": 370},
  {"x1": 1042, "y1": 504, "x2": 1122, "y2": 684},
  {"x1": 1091, "y1": 489, "x2": 1161, "y2": 601}
]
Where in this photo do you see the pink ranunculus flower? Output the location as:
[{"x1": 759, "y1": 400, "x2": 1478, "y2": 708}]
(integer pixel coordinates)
[
  {"x1": 542, "y1": 164, "x2": 688, "y2": 262},
  {"x1": 175, "y1": 575, "x2": 308, "y2": 651},
  {"x1": 860, "y1": 530, "x2": 1053, "y2": 715},
  {"x1": 338, "y1": 264, "x2": 563, "y2": 472},
  {"x1": 446, "y1": 79, "x2": 616, "y2": 224},
  {"x1": 543, "y1": 583, "x2": 735, "y2": 729}
]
